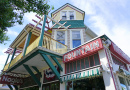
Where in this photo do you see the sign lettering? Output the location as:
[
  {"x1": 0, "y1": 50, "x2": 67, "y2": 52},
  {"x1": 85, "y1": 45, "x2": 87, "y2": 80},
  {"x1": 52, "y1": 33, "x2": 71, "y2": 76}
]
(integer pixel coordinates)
[{"x1": 0, "y1": 75, "x2": 23, "y2": 85}]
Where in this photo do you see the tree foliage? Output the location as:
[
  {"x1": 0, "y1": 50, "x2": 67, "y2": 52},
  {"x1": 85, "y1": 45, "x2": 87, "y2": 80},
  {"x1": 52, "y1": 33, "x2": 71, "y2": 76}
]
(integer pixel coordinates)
[{"x1": 0, "y1": 0, "x2": 51, "y2": 44}]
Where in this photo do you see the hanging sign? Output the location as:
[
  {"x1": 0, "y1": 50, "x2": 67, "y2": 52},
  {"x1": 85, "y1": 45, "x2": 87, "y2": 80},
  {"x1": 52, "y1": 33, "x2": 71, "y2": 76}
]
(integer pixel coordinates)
[
  {"x1": 44, "y1": 66, "x2": 58, "y2": 80},
  {"x1": 110, "y1": 42, "x2": 130, "y2": 64},
  {"x1": 63, "y1": 38, "x2": 103, "y2": 63},
  {"x1": 0, "y1": 75, "x2": 24, "y2": 85}
]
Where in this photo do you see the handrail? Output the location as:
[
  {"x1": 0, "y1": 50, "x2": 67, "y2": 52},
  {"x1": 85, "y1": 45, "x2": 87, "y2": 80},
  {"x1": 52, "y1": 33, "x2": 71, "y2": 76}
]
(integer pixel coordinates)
[
  {"x1": 44, "y1": 34, "x2": 67, "y2": 47},
  {"x1": 43, "y1": 35, "x2": 67, "y2": 54}
]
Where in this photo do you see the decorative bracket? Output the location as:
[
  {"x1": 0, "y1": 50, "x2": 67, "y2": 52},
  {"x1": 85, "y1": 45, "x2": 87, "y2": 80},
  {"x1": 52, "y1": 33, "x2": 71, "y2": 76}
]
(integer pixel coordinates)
[{"x1": 23, "y1": 64, "x2": 41, "y2": 87}]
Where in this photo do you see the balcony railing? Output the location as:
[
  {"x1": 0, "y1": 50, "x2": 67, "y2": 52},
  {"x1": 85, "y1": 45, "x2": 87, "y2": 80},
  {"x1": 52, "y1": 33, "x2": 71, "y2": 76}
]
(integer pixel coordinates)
[{"x1": 3, "y1": 35, "x2": 67, "y2": 71}]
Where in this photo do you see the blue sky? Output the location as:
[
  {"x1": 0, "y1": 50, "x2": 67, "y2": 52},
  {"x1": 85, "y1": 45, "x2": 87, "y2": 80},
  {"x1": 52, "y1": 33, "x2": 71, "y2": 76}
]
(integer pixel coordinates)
[{"x1": 0, "y1": 0, "x2": 130, "y2": 72}]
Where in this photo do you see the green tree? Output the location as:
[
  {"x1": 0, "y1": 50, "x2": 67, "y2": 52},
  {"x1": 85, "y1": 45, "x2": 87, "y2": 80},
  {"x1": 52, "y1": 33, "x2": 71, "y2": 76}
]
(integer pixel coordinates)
[{"x1": 0, "y1": 0, "x2": 51, "y2": 44}]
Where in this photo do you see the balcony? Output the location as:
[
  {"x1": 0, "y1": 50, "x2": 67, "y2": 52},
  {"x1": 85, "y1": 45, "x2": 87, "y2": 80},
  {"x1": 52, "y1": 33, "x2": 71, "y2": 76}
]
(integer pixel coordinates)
[{"x1": 3, "y1": 35, "x2": 67, "y2": 71}]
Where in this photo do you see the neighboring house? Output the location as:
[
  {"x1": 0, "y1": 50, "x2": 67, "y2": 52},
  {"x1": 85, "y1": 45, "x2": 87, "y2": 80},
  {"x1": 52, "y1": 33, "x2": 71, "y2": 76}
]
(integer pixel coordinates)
[{"x1": 0, "y1": 3, "x2": 130, "y2": 90}]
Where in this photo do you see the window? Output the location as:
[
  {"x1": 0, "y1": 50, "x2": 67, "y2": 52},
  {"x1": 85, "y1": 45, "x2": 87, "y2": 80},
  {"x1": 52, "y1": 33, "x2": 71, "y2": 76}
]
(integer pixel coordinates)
[
  {"x1": 65, "y1": 53, "x2": 100, "y2": 74},
  {"x1": 56, "y1": 31, "x2": 65, "y2": 44},
  {"x1": 72, "y1": 31, "x2": 81, "y2": 48},
  {"x1": 61, "y1": 11, "x2": 75, "y2": 20},
  {"x1": 69, "y1": 11, "x2": 74, "y2": 20},
  {"x1": 62, "y1": 11, "x2": 67, "y2": 20}
]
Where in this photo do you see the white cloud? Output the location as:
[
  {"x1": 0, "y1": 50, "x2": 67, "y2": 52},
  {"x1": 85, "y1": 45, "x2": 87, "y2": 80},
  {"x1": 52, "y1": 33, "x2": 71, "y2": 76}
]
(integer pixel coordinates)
[
  {"x1": 7, "y1": 29, "x2": 19, "y2": 36},
  {"x1": 71, "y1": 0, "x2": 130, "y2": 57}
]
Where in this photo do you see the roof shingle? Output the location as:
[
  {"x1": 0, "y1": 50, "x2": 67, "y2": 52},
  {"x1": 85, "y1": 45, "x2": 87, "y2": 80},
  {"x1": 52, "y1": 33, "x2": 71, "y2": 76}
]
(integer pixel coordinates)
[{"x1": 52, "y1": 20, "x2": 85, "y2": 28}]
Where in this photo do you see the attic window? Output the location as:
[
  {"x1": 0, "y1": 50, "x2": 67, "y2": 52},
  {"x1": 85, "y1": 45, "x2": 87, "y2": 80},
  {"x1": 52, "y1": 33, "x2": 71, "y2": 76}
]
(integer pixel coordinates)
[
  {"x1": 69, "y1": 11, "x2": 74, "y2": 20},
  {"x1": 61, "y1": 11, "x2": 75, "y2": 20},
  {"x1": 62, "y1": 11, "x2": 67, "y2": 20}
]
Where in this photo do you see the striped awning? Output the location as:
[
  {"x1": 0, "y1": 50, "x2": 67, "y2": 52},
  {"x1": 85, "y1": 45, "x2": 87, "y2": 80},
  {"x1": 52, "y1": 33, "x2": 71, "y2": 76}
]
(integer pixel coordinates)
[{"x1": 60, "y1": 66, "x2": 101, "y2": 82}]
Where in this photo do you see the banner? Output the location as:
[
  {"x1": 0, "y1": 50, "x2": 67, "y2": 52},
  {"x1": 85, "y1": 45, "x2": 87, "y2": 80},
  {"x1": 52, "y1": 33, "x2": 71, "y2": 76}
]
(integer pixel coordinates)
[{"x1": 0, "y1": 75, "x2": 24, "y2": 85}]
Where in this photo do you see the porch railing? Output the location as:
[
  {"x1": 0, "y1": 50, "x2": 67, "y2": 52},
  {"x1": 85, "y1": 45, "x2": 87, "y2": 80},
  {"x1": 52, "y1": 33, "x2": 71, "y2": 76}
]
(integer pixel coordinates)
[{"x1": 3, "y1": 35, "x2": 67, "y2": 71}]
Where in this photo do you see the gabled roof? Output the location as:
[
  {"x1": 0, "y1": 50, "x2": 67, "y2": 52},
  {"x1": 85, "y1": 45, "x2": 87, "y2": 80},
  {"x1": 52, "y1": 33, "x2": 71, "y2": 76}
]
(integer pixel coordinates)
[
  {"x1": 52, "y1": 20, "x2": 85, "y2": 29},
  {"x1": 51, "y1": 3, "x2": 85, "y2": 16}
]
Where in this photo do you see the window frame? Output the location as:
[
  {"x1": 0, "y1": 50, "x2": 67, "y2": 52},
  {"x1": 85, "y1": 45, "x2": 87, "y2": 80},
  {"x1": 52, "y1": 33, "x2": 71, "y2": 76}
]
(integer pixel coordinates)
[
  {"x1": 65, "y1": 52, "x2": 101, "y2": 74},
  {"x1": 54, "y1": 29, "x2": 67, "y2": 45},
  {"x1": 70, "y1": 29, "x2": 84, "y2": 49},
  {"x1": 60, "y1": 10, "x2": 76, "y2": 20}
]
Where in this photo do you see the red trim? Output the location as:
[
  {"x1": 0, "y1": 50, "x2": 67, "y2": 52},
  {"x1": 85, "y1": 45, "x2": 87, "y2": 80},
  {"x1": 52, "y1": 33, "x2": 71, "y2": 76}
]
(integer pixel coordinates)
[
  {"x1": 93, "y1": 55, "x2": 95, "y2": 66},
  {"x1": 65, "y1": 64, "x2": 66, "y2": 74},
  {"x1": 80, "y1": 59, "x2": 82, "y2": 70},
  {"x1": 105, "y1": 48, "x2": 117, "y2": 90},
  {"x1": 98, "y1": 53, "x2": 101, "y2": 65},
  {"x1": 69, "y1": 63, "x2": 70, "y2": 73},
  {"x1": 76, "y1": 61, "x2": 77, "y2": 71},
  {"x1": 88, "y1": 57, "x2": 90, "y2": 67},
  {"x1": 84, "y1": 58, "x2": 85, "y2": 68},
  {"x1": 72, "y1": 62, "x2": 74, "y2": 71}
]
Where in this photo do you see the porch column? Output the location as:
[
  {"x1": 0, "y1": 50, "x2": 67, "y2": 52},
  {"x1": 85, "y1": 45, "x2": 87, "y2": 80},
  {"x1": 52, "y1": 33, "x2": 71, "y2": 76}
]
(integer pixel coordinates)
[
  {"x1": 39, "y1": 15, "x2": 47, "y2": 46},
  {"x1": 3, "y1": 54, "x2": 10, "y2": 70},
  {"x1": 8, "y1": 47, "x2": 16, "y2": 68},
  {"x1": 98, "y1": 49, "x2": 116, "y2": 90},
  {"x1": 23, "y1": 32, "x2": 32, "y2": 57}
]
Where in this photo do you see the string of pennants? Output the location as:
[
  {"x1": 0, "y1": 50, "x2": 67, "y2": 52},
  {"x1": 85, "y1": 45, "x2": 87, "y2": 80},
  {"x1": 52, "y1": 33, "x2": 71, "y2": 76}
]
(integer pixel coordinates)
[{"x1": 4, "y1": 48, "x2": 22, "y2": 55}]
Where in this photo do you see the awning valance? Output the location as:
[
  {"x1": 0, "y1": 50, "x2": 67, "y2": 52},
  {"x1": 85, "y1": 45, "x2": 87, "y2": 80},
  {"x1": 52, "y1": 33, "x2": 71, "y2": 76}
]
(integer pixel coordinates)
[{"x1": 60, "y1": 66, "x2": 101, "y2": 82}]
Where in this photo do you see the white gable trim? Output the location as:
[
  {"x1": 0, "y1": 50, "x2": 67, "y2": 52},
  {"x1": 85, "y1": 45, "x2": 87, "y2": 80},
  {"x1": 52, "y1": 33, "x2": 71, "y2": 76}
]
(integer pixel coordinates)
[{"x1": 52, "y1": 3, "x2": 84, "y2": 15}]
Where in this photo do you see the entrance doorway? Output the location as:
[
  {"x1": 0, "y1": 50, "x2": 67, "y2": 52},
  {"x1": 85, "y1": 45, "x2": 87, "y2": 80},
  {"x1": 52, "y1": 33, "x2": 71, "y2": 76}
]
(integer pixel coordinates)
[
  {"x1": 43, "y1": 81, "x2": 60, "y2": 90},
  {"x1": 67, "y1": 76, "x2": 105, "y2": 90}
]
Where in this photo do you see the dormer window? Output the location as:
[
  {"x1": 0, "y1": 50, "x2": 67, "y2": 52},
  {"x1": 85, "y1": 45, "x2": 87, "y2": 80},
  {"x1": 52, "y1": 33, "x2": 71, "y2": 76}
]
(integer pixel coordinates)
[
  {"x1": 69, "y1": 11, "x2": 74, "y2": 20},
  {"x1": 62, "y1": 11, "x2": 67, "y2": 20},
  {"x1": 61, "y1": 11, "x2": 75, "y2": 20}
]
